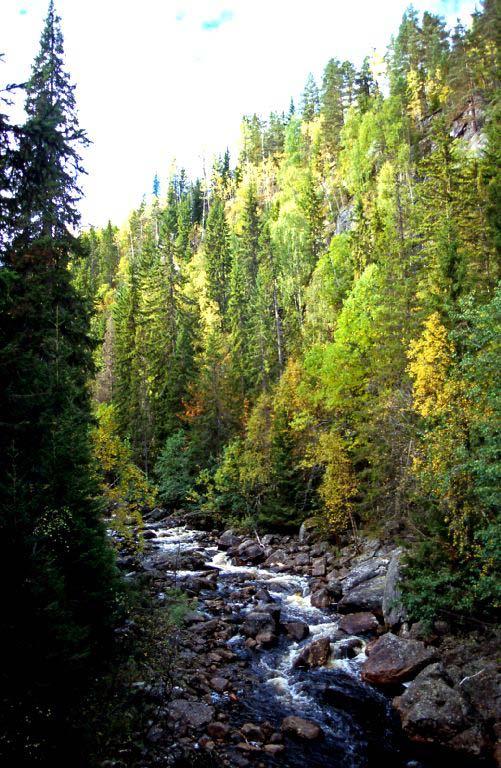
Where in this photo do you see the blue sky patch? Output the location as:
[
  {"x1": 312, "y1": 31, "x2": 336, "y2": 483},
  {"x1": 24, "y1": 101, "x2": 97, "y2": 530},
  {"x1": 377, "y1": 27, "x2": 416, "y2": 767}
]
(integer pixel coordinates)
[{"x1": 201, "y1": 9, "x2": 233, "y2": 31}]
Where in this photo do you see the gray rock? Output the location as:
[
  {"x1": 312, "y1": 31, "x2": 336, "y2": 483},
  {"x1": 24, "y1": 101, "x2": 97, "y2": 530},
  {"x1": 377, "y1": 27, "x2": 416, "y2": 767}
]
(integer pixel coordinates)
[
  {"x1": 218, "y1": 529, "x2": 241, "y2": 550},
  {"x1": 311, "y1": 557, "x2": 326, "y2": 577},
  {"x1": 264, "y1": 549, "x2": 288, "y2": 567},
  {"x1": 238, "y1": 539, "x2": 265, "y2": 564},
  {"x1": 383, "y1": 549, "x2": 408, "y2": 628},
  {"x1": 338, "y1": 575, "x2": 386, "y2": 615},
  {"x1": 393, "y1": 663, "x2": 471, "y2": 745},
  {"x1": 242, "y1": 611, "x2": 276, "y2": 638},
  {"x1": 341, "y1": 557, "x2": 389, "y2": 594}
]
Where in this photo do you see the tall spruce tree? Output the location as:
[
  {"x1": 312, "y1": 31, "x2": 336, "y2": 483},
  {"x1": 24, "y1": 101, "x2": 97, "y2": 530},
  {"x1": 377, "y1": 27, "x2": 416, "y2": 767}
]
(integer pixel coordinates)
[{"x1": 0, "y1": 3, "x2": 118, "y2": 762}]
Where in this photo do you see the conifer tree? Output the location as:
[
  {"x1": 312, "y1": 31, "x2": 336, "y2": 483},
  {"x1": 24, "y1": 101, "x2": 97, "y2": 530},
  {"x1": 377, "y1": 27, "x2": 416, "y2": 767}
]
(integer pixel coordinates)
[{"x1": 0, "y1": 4, "x2": 118, "y2": 760}]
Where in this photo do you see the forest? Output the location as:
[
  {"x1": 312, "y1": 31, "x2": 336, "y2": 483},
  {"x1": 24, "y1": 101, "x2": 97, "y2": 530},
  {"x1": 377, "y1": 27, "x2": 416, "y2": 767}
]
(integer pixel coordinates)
[{"x1": 0, "y1": 0, "x2": 499, "y2": 766}]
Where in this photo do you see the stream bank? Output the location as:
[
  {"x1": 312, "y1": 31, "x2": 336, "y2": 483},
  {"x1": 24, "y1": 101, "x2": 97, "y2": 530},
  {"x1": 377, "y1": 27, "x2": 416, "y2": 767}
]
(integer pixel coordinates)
[{"x1": 110, "y1": 512, "x2": 499, "y2": 768}]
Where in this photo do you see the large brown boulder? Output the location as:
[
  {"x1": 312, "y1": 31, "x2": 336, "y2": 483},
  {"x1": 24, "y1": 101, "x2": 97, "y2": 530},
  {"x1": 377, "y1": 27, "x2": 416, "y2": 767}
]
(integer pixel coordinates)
[
  {"x1": 361, "y1": 632, "x2": 438, "y2": 686},
  {"x1": 338, "y1": 612, "x2": 379, "y2": 636},
  {"x1": 294, "y1": 637, "x2": 331, "y2": 669}
]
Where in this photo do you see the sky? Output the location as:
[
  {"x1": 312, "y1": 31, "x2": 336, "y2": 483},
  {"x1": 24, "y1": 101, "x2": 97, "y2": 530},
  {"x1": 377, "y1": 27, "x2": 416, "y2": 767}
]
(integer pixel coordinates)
[{"x1": 1, "y1": 0, "x2": 478, "y2": 228}]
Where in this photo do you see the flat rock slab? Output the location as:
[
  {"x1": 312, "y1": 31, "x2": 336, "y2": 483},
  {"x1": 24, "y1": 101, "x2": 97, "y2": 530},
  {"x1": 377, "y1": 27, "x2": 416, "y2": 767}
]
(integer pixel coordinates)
[
  {"x1": 281, "y1": 716, "x2": 323, "y2": 740},
  {"x1": 361, "y1": 632, "x2": 438, "y2": 686}
]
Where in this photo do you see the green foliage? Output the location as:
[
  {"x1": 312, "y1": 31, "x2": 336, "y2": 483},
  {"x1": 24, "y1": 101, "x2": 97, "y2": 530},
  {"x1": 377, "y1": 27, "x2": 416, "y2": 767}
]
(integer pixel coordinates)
[{"x1": 154, "y1": 430, "x2": 194, "y2": 507}]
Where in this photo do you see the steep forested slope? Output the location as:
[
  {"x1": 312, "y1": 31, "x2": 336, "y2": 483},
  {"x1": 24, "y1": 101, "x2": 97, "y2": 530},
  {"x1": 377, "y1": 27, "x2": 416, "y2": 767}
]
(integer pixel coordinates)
[{"x1": 76, "y1": 3, "x2": 500, "y2": 626}]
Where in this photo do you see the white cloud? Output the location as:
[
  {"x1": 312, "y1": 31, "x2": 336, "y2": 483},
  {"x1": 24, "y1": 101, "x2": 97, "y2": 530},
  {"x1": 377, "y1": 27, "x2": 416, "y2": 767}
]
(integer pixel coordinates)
[{"x1": 0, "y1": 0, "x2": 478, "y2": 227}]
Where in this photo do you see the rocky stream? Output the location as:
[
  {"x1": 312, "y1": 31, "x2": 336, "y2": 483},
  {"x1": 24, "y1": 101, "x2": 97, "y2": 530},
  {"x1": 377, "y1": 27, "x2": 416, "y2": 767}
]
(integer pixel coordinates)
[{"x1": 114, "y1": 513, "x2": 500, "y2": 768}]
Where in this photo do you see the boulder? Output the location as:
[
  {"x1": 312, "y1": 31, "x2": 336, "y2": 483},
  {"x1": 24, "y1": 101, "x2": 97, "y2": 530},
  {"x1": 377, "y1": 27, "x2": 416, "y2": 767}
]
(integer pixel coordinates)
[
  {"x1": 310, "y1": 589, "x2": 332, "y2": 609},
  {"x1": 338, "y1": 612, "x2": 379, "y2": 636},
  {"x1": 284, "y1": 621, "x2": 310, "y2": 641},
  {"x1": 341, "y1": 557, "x2": 389, "y2": 594},
  {"x1": 361, "y1": 633, "x2": 438, "y2": 686},
  {"x1": 238, "y1": 539, "x2": 265, "y2": 564},
  {"x1": 169, "y1": 699, "x2": 214, "y2": 728},
  {"x1": 264, "y1": 549, "x2": 288, "y2": 567},
  {"x1": 242, "y1": 611, "x2": 276, "y2": 638},
  {"x1": 382, "y1": 549, "x2": 408, "y2": 628},
  {"x1": 393, "y1": 664, "x2": 471, "y2": 745},
  {"x1": 331, "y1": 636, "x2": 365, "y2": 660},
  {"x1": 142, "y1": 529, "x2": 157, "y2": 540},
  {"x1": 338, "y1": 576, "x2": 386, "y2": 615},
  {"x1": 298, "y1": 517, "x2": 318, "y2": 543},
  {"x1": 281, "y1": 716, "x2": 322, "y2": 740},
  {"x1": 294, "y1": 552, "x2": 310, "y2": 567},
  {"x1": 311, "y1": 557, "x2": 326, "y2": 577},
  {"x1": 218, "y1": 530, "x2": 241, "y2": 549},
  {"x1": 294, "y1": 637, "x2": 331, "y2": 669}
]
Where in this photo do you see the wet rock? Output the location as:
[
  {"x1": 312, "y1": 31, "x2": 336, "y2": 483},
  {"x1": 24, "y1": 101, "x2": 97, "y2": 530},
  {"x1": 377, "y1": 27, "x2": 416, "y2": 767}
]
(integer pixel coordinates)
[
  {"x1": 338, "y1": 575, "x2": 386, "y2": 615},
  {"x1": 255, "y1": 602, "x2": 281, "y2": 624},
  {"x1": 311, "y1": 557, "x2": 326, "y2": 577},
  {"x1": 338, "y1": 612, "x2": 379, "y2": 636},
  {"x1": 142, "y1": 529, "x2": 157, "y2": 540},
  {"x1": 169, "y1": 699, "x2": 214, "y2": 728},
  {"x1": 294, "y1": 636, "x2": 331, "y2": 669},
  {"x1": 323, "y1": 670, "x2": 389, "y2": 721},
  {"x1": 254, "y1": 587, "x2": 274, "y2": 603},
  {"x1": 281, "y1": 716, "x2": 323, "y2": 740},
  {"x1": 393, "y1": 664, "x2": 473, "y2": 747},
  {"x1": 331, "y1": 636, "x2": 364, "y2": 659},
  {"x1": 361, "y1": 632, "x2": 438, "y2": 686},
  {"x1": 284, "y1": 621, "x2": 310, "y2": 641},
  {"x1": 238, "y1": 539, "x2": 265, "y2": 564},
  {"x1": 294, "y1": 552, "x2": 310, "y2": 567},
  {"x1": 310, "y1": 588, "x2": 332, "y2": 609},
  {"x1": 241, "y1": 722, "x2": 265, "y2": 741},
  {"x1": 382, "y1": 549, "x2": 408, "y2": 628},
  {"x1": 219, "y1": 529, "x2": 241, "y2": 549},
  {"x1": 264, "y1": 549, "x2": 288, "y2": 566},
  {"x1": 255, "y1": 630, "x2": 277, "y2": 647},
  {"x1": 242, "y1": 611, "x2": 276, "y2": 638}
]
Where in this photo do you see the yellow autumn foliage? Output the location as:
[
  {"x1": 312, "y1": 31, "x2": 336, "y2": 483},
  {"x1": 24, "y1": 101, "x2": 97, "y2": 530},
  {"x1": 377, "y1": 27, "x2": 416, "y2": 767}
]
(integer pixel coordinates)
[{"x1": 407, "y1": 312, "x2": 453, "y2": 418}]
